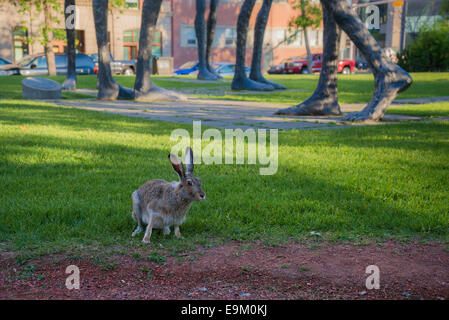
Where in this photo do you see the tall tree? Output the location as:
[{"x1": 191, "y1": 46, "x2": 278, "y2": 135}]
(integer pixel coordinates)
[
  {"x1": 62, "y1": 0, "x2": 76, "y2": 90},
  {"x1": 14, "y1": 0, "x2": 63, "y2": 76},
  {"x1": 289, "y1": 0, "x2": 322, "y2": 74}
]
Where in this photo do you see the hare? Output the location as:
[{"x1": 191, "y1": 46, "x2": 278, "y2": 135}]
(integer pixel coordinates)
[{"x1": 131, "y1": 147, "x2": 206, "y2": 244}]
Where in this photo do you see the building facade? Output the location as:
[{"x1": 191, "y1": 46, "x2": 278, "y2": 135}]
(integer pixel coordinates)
[{"x1": 0, "y1": 0, "x2": 444, "y2": 70}]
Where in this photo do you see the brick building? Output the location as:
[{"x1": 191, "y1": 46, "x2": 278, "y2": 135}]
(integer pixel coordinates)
[{"x1": 0, "y1": 0, "x2": 444, "y2": 70}]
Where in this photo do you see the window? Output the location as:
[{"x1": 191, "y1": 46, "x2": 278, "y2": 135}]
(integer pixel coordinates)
[
  {"x1": 309, "y1": 30, "x2": 321, "y2": 47},
  {"x1": 224, "y1": 28, "x2": 236, "y2": 47},
  {"x1": 181, "y1": 26, "x2": 197, "y2": 47},
  {"x1": 286, "y1": 30, "x2": 302, "y2": 47},
  {"x1": 125, "y1": 0, "x2": 139, "y2": 9},
  {"x1": 36, "y1": 56, "x2": 47, "y2": 68},
  {"x1": 123, "y1": 29, "x2": 162, "y2": 59},
  {"x1": 152, "y1": 31, "x2": 162, "y2": 57},
  {"x1": 123, "y1": 29, "x2": 139, "y2": 60},
  {"x1": 213, "y1": 26, "x2": 236, "y2": 48},
  {"x1": 13, "y1": 27, "x2": 29, "y2": 61},
  {"x1": 273, "y1": 29, "x2": 286, "y2": 47}
]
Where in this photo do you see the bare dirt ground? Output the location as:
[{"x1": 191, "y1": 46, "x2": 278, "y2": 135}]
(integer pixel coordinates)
[{"x1": 1, "y1": 240, "x2": 448, "y2": 300}]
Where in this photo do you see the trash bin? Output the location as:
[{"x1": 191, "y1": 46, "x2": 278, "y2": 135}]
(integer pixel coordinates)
[{"x1": 152, "y1": 57, "x2": 173, "y2": 75}]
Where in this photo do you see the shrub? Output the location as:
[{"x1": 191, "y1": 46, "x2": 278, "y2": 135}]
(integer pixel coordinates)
[{"x1": 397, "y1": 20, "x2": 449, "y2": 72}]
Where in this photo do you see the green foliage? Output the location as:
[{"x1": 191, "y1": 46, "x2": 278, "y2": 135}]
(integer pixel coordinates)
[
  {"x1": 288, "y1": 0, "x2": 322, "y2": 72},
  {"x1": 13, "y1": 0, "x2": 62, "y2": 47},
  {"x1": 289, "y1": 0, "x2": 322, "y2": 31},
  {"x1": 397, "y1": 20, "x2": 449, "y2": 72}
]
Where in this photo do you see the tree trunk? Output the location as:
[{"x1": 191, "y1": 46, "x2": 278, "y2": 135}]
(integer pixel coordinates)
[
  {"x1": 303, "y1": 27, "x2": 313, "y2": 74},
  {"x1": 275, "y1": 2, "x2": 341, "y2": 115},
  {"x1": 231, "y1": 0, "x2": 273, "y2": 91},
  {"x1": 249, "y1": 0, "x2": 285, "y2": 89},
  {"x1": 300, "y1": 0, "x2": 314, "y2": 74},
  {"x1": 322, "y1": 0, "x2": 412, "y2": 121},
  {"x1": 134, "y1": 0, "x2": 162, "y2": 95},
  {"x1": 277, "y1": 0, "x2": 413, "y2": 121},
  {"x1": 43, "y1": 1, "x2": 56, "y2": 76},
  {"x1": 205, "y1": 0, "x2": 221, "y2": 78},
  {"x1": 133, "y1": 0, "x2": 186, "y2": 101},
  {"x1": 92, "y1": 0, "x2": 133, "y2": 100},
  {"x1": 62, "y1": 0, "x2": 76, "y2": 90},
  {"x1": 195, "y1": 0, "x2": 217, "y2": 80}
]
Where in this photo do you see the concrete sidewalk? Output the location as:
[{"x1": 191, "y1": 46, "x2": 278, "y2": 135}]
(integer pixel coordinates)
[{"x1": 50, "y1": 97, "x2": 423, "y2": 130}]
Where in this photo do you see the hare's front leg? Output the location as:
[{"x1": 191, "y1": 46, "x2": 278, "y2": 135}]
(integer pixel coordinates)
[
  {"x1": 174, "y1": 225, "x2": 182, "y2": 238},
  {"x1": 142, "y1": 215, "x2": 153, "y2": 244}
]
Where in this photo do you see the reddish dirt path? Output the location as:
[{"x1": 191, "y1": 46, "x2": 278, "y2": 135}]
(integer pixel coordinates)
[{"x1": 1, "y1": 241, "x2": 448, "y2": 300}]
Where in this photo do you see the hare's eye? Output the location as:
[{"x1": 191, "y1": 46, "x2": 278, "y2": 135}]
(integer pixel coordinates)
[{"x1": 187, "y1": 180, "x2": 193, "y2": 186}]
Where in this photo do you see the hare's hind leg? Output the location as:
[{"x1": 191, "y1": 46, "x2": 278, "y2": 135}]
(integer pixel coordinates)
[
  {"x1": 163, "y1": 226, "x2": 171, "y2": 236},
  {"x1": 174, "y1": 225, "x2": 182, "y2": 238},
  {"x1": 131, "y1": 191, "x2": 143, "y2": 237}
]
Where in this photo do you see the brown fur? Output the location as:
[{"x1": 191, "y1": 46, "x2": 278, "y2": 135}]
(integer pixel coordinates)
[{"x1": 131, "y1": 148, "x2": 205, "y2": 243}]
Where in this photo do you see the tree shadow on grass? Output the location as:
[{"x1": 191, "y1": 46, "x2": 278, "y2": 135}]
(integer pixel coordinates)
[
  {"x1": 201, "y1": 163, "x2": 448, "y2": 241},
  {"x1": 280, "y1": 121, "x2": 449, "y2": 154},
  {"x1": 0, "y1": 100, "x2": 187, "y2": 137}
]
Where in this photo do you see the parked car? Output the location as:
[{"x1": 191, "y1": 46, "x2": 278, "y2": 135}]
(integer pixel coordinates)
[
  {"x1": 91, "y1": 54, "x2": 137, "y2": 75},
  {"x1": 267, "y1": 64, "x2": 285, "y2": 74},
  {"x1": 0, "y1": 57, "x2": 19, "y2": 76},
  {"x1": 356, "y1": 58, "x2": 370, "y2": 71},
  {"x1": 215, "y1": 63, "x2": 250, "y2": 77},
  {"x1": 285, "y1": 54, "x2": 356, "y2": 74},
  {"x1": 12, "y1": 53, "x2": 95, "y2": 76},
  {"x1": 174, "y1": 61, "x2": 249, "y2": 77},
  {"x1": 174, "y1": 61, "x2": 199, "y2": 75}
]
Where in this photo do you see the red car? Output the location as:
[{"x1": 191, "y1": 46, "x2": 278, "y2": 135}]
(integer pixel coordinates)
[{"x1": 285, "y1": 53, "x2": 356, "y2": 74}]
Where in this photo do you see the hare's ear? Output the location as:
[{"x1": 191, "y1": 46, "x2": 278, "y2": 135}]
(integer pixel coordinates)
[
  {"x1": 185, "y1": 146, "x2": 194, "y2": 174},
  {"x1": 169, "y1": 154, "x2": 185, "y2": 181}
]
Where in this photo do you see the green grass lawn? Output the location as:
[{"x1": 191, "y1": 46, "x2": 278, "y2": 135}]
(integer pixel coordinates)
[
  {"x1": 1, "y1": 72, "x2": 448, "y2": 105},
  {"x1": 387, "y1": 102, "x2": 449, "y2": 117},
  {"x1": 195, "y1": 73, "x2": 449, "y2": 104},
  {"x1": 1, "y1": 99, "x2": 448, "y2": 253}
]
